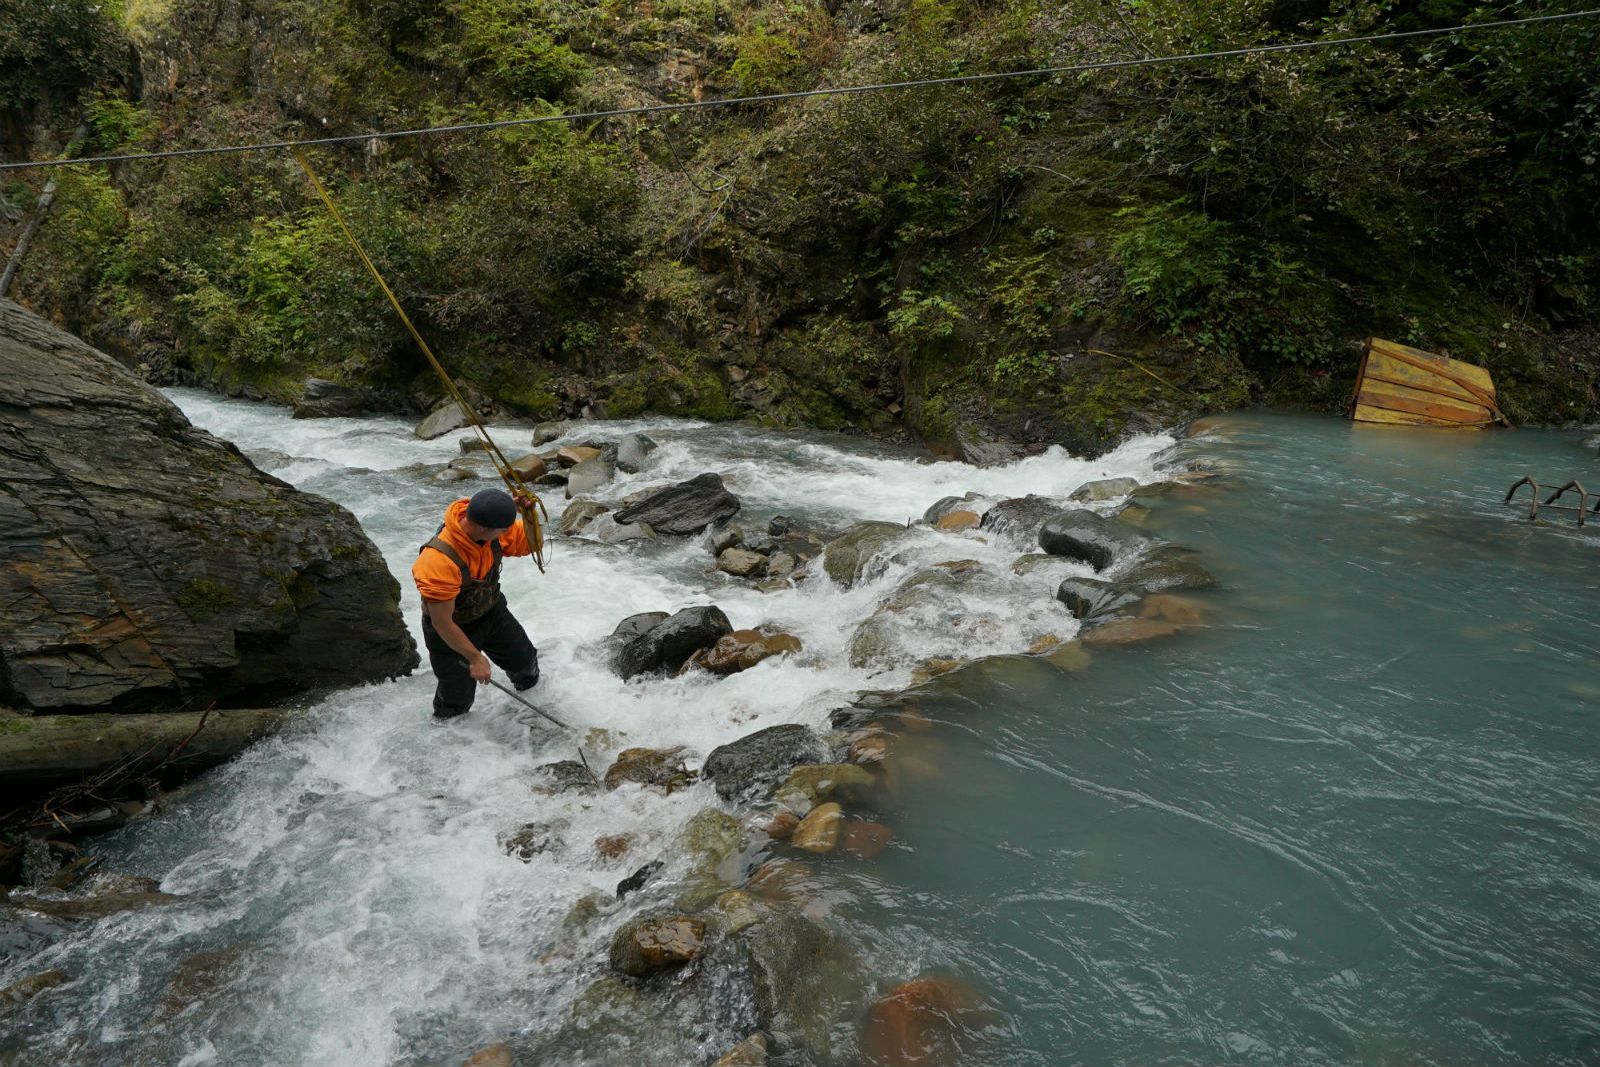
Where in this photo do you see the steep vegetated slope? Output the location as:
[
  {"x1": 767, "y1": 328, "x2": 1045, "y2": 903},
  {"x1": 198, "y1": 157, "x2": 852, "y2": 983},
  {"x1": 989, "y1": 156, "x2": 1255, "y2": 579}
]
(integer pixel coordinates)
[{"x1": 2, "y1": 0, "x2": 1596, "y2": 453}]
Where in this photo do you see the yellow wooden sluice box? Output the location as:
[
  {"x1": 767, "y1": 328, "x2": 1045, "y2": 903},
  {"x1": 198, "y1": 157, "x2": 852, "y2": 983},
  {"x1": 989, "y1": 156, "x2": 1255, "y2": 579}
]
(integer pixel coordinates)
[{"x1": 1347, "y1": 337, "x2": 1512, "y2": 428}]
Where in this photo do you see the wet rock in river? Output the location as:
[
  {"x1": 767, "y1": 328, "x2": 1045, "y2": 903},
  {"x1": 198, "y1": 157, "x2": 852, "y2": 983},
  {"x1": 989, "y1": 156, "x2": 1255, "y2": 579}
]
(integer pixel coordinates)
[
  {"x1": 934, "y1": 510, "x2": 980, "y2": 531},
  {"x1": 154, "y1": 944, "x2": 253, "y2": 1021},
  {"x1": 1039, "y1": 509, "x2": 1154, "y2": 570},
  {"x1": 741, "y1": 910, "x2": 867, "y2": 1064},
  {"x1": 0, "y1": 909, "x2": 69, "y2": 965},
  {"x1": 617, "y1": 606, "x2": 733, "y2": 679},
  {"x1": 416, "y1": 402, "x2": 468, "y2": 440},
  {"x1": 979, "y1": 495, "x2": 1069, "y2": 546},
  {"x1": 861, "y1": 976, "x2": 995, "y2": 1067},
  {"x1": 755, "y1": 810, "x2": 800, "y2": 839},
  {"x1": 609, "y1": 915, "x2": 707, "y2": 977},
  {"x1": 613, "y1": 473, "x2": 741, "y2": 535},
  {"x1": 1117, "y1": 544, "x2": 1218, "y2": 591},
  {"x1": 564, "y1": 454, "x2": 615, "y2": 498},
  {"x1": 603, "y1": 747, "x2": 693, "y2": 792},
  {"x1": 556, "y1": 445, "x2": 600, "y2": 468},
  {"x1": 1081, "y1": 618, "x2": 1182, "y2": 646},
  {"x1": 678, "y1": 808, "x2": 750, "y2": 910},
  {"x1": 581, "y1": 512, "x2": 656, "y2": 544},
  {"x1": 532, "y1": 421, "x2": 568, "y2": 446},
  {"x1": 0, "y1": 967, "x2": 67, "y2": 1005},
  {"x1": 702, "y1": 724, "x2": 830, "y2": 800},
  {"x1": 1069, "y1": 476, "x2": 1140, "y2": 502},
  {"x1": 841, "y1": 820, "x2": 895, "y2": 861},
  {"x1": 848, "y1": 564, "x2": 1001, "y2": 670},
  {"x1": 921, "y1": 493, "x2": 986, "y2": 525},
  {"x1": 460, "y1": 1044, "x2": 514, "y2": 1067},
  {"x1": 531, "y1": 760, "x2": 597, "y2": 795},
  {"x1": 821, "y1": 521, "x2": 915, "y2": 588},
  {"x1": 560, "y1": 498, "x2": 609, "y2": 536},
  {"x1": 614, "y1": 432, "x2": 658, "y2": 474},
  {"x1": 1140, "y1": 593, "x2": 1207, "y2": 624},
  {"x1": 847, "y1": 733, "x2": 890, "y2": 765},
  {"x1": 910, "y1": 657, "x2": 965, "y2": 684},
  {"x1": 616, "y1": 860, "x2": 663, "y2": 900},
  {"x1": 292, "y1": 378, "x2": 364, "y2": 419},
  {"x1": 694, "y1": 630, "x2": 802, "y2": 676},
  {"x1": 791, "y1": 803, "x2": 843, "y2": 853},
  {"x1": 5, "y1": 875, "x2": 181, "y2": 921},
  {"x1": 1055, "y1": 576, "x2": 1142, "y2": 620},
  {"x1": 509, "y1": 453, "x2": 547, "y2": 482},
  {"x1": 499, "y1": 822, "x2": 561, "y2": 861},
  {"x1": 774, "y1": 763, "x2": 875, "y2": 813},
  {"x1": 594, "y1": 834, "x2": 634, "y2": 861},
  {"x1": 711, "y1": 1032, "x2": 769, "y2": 1067},
  {"x1": 717, "y1": 548, "x2": 768, "y2": 578}
]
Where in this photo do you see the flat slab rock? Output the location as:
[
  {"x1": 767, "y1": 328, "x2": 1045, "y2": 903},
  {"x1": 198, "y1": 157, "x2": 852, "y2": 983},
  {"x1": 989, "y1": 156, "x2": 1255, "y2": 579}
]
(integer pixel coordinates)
[
  {"x1": 702, "y1": 723, "x2": 830, "y2": 800},
  {"x1": 0, "y1": 300, "x2": 417, "y2": 712},
  {"x1": 613, "y1": 473, "x2": 741, "y2": 535}
]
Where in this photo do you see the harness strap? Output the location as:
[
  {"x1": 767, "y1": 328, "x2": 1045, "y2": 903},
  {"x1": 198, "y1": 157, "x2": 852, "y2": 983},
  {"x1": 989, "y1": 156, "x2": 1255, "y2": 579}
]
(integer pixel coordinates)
[{"x1": 421, "y1": 535, "x2": 503, "y2": 586}]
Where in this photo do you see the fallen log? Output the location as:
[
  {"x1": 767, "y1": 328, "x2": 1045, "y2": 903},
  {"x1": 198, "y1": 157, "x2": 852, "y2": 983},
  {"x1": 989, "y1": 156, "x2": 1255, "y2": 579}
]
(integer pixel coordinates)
[{"x1": 0, "y1": 707, "x2": 305, "y2": 799}]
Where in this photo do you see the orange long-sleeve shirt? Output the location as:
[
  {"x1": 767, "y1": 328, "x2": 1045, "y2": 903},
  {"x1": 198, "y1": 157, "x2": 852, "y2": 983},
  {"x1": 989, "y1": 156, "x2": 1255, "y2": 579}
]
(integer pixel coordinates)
[{"x1": 412, "y1": 498, "x2": 532, "y2": 603}]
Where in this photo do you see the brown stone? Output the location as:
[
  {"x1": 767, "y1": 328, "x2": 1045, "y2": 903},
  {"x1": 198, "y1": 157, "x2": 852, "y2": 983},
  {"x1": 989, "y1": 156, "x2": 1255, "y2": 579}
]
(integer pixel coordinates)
[
  {"x1": 717, "y1": 548, "x2": 768, "y2": 578},
  {"x1": 556, "y1": 445, "x2": 600, "y2": 468},
  {"x1": 1081, "y1": 619, "x2": 1181, "y2": 646},
  {"x1": 610, "y1": 916, "x2": 706, "y2": 977},
  {"x1": 594, "y1": 834, "x2": 634, "y2": 860},
  {"x1": 603, "y1": 747, "x2": 693, "y2": 791},
  {"x1": 743, "y1": 858, "x2": 818, "y2": 908},
  {"x1": 756, "y1": 810, "x2": 800, "y2": 839},
  {"x1": 1139, "y1": 594, "x2": 1206, "y2": 624},
  {"x1": 935, "y1": 511, "x2": 980, "y2": 531},
  {"x1": 861, "y1": 977, "x2": 995, "y2": 1067},
  {"x1": 509, "y1": 454, "x2": 547, "y2": 481},
  {"x1": 698, "y1": 630, "x2": 803, "y2": 675},
  {"x1": 1044, "y1": 641, "x2": 1093, "y2": 671},
  {"x1": 931, "y1": 558, "x2": 982, "y2": 575},
  {"x1": 461, "y1": 1045, "x2": 514, "y2": 1067},
  {"x1": 711, "y1": 1032, "x2": 768, "y2": 1067},
  {"x1": 791, "y1": 802, "x2": 843, "y2": 853},
  {"x1": 910, "y1": 657, "x2": 964, "y2": 684},
  {"x1": 498, "y1": 822, "x2": 558, "y2": 861},
  {"x1": 1027, "y1": 634, "x2": 1063, "y2": 655},
  {"x1": 847, "y1": 734, "x2": 891, "y2": 765},
  {"x1": 1, "y1": 969, "x2": 67, "y2": 1004},
  {"x1": 840, "y1": 820, "x2": 894, "y2": 860}
]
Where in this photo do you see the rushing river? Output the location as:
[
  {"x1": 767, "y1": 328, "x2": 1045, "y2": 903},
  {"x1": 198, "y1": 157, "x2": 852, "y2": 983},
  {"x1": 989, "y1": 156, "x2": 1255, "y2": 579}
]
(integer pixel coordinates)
[{"x1": 4, "y1": 399, "x2": 1599, "y2": 1067}]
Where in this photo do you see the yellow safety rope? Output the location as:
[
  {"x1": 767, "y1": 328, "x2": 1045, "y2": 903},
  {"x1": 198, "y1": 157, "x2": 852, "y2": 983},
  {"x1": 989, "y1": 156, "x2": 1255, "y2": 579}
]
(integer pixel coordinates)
[{"x1": 291, "y1": 146, "x2": 549, "y2": 570}]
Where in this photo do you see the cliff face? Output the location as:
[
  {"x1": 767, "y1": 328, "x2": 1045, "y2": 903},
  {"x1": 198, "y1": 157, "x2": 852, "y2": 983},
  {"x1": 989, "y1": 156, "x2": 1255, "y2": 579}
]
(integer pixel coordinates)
[{"x1": 0, "y1": 299, "x2": 417, "y2": 712}]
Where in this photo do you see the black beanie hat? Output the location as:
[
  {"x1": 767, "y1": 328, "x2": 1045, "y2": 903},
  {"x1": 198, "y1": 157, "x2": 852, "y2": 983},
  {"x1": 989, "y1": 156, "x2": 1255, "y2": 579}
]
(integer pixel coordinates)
[{"x1": 465, "y1": 488, "x2": 518, "y2": 529}]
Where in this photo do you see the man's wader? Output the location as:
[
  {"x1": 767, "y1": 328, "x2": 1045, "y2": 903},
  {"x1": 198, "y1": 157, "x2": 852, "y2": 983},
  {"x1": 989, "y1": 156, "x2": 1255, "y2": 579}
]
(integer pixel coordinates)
[{"x1": 419, "y1": 534, "x2": 539, "y2": 719}]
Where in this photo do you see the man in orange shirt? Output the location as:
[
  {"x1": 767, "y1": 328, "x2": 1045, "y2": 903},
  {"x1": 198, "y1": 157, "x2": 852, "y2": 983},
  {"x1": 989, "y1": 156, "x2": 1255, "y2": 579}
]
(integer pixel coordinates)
[{"x1": 413, "y1": 488, "x2": 541, "y2": 719}]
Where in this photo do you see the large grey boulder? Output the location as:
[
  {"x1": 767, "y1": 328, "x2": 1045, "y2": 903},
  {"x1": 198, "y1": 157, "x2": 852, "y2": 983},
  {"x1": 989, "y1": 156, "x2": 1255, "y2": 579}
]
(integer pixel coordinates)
[
  {"x1": 617, "y1": 606, "x2": 733, "y2": 679},
  {"x1": 0, "y1": 300, "x2": 418, "y2": 712},
  {"x1": 614, "y1": 433, "x2": 658, "y2": 474},
  {"x1": 564, "y1": 454, "x2": 616, "y2": 498},
  {"x1": 291, "y1": 378, "x2": 364, "y2": 419},
  {"x1": 415, "y1": 401, "x2": 468, "y2": 440},
  {"x1": 1038, "y1": 510, "x2": 1154, "y2": 571},
  {"x1": 613, "y1": 473, "x2": 741, "y2": 535},
  {"x1": 702, "y1": 724, "x2": 830, "y2": 801},
  {"x1": 1055, "y1": 576, "x2": 1142, "y2": 620}
]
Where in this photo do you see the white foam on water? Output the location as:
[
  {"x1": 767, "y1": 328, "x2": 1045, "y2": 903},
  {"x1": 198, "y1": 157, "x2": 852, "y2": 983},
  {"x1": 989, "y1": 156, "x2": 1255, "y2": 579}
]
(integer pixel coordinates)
[{"x1": 6, "y1": 389, "x2": 1172, "y2": 1065}]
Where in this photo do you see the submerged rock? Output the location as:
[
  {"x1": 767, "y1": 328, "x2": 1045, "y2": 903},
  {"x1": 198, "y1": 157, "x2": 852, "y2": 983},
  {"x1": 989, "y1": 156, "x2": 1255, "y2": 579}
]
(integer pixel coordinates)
[
  {"x1": 711, "y1": 1032, "x2": 769, "y2": 1067},
  {"x1": 460, "y1": 1045, "x2": 514, "y2": 1067},
  {"x1": 740, "y1": 910, "x2": 868, "y2": 1065},
  {"x1": 702, "y1": 724, "x2": 831, "y2": 801},
  {"x1": 0, "y1": 968, "x2": 67, "y2": 1005},
  {"x1": 774, "y1": 763, "x2": 875, "y2": 813},
  {"x1": 613, "y1": 473, "x2": 741, "y2": 535},
  {"x1": 0, "y1": 300, "x2": 418, "y2": 712},
  {"x1": 1117, "y1": 545, "x2": 1219, "y2": 591},
  {"x1": 821, "y1": 521, "x2": 913, "y2": 588},
  {"x1": 677, "y1": 808, "x2": 750, "y2": 910},
  {"x1": 861, "y1": 976, "x2": 995, "y2": 1067},
  {"x1": 1081, "y1": 618, "x2": 1182, "y2": 646},
  {"x1": 791, "y1": 802, "x2": 844, "y2": 853},
  {"x1": 499, "y1": 822, "x2": 562, "y2": 861},
  {"x1": 840, "y1": 820, "x2": 895, "y2": 860},
  {"x1": 1038, "y1": 510, "x2": 1154, "y2": 571}
]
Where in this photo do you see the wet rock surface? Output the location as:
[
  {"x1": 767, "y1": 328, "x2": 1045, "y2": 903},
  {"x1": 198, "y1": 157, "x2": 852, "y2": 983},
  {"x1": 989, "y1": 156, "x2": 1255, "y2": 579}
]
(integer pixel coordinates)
[
  {"x1": 609, "y1": 915, "x2": 707, "y2": 977},
  {"x1": 616, "y1": 606, "x2": 734, "y2": 679},
  {"x1": 613, "y1": 473, "x2": 741, "y2": 535},
  {"x1": 0, "y1": 300, "x2": 417, "y2": 712},
  {"x1": 1038, "y1": 509, "x2": 1154, "y2": 571},
  {"x1": 702, "y1": 725, "x2": 831, "y2": 801}
]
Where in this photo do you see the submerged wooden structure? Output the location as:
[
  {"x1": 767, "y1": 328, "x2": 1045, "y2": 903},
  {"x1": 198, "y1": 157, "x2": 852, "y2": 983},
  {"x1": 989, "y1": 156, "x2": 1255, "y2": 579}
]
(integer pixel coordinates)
[{"x1": 1348, "y1": 337, "x2": 1511, "y2": 428}]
